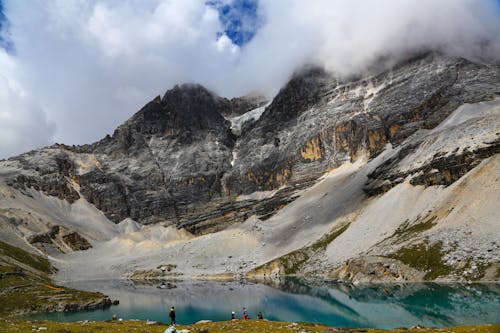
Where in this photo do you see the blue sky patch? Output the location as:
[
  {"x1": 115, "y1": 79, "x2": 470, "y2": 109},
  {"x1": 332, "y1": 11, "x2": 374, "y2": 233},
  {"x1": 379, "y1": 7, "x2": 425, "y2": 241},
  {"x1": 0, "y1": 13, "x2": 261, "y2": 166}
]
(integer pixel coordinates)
[
  {"x1": 0, "y1": 0, "x2": 5, "y2": 43},
  {"x1": 0, "y1": 0, "x2": 12, "y2": 51},
  {"x1": 208, "y1": 0, "x2": 261, "y2": 47}
]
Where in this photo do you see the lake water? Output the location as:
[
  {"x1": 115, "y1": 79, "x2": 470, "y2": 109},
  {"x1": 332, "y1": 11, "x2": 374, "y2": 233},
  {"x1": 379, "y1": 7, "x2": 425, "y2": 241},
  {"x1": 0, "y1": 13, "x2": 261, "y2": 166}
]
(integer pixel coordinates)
[{"x1": 29, "y1": 279, "x2": 500, "y2": 329}]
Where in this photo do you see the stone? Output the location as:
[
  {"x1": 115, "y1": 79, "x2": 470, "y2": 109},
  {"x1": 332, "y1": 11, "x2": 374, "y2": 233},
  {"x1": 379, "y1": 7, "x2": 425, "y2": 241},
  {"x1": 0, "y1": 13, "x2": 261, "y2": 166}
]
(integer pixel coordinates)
[{"x1": 163, "y1": 327, "x2": 177, "y2": 333}]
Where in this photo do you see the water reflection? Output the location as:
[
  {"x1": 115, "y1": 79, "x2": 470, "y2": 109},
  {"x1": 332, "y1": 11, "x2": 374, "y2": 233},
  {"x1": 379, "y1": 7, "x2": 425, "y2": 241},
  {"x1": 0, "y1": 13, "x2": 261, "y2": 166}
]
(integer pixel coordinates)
[{"x1": 29, "y1": 279, "x2": 500, "y2": 329}]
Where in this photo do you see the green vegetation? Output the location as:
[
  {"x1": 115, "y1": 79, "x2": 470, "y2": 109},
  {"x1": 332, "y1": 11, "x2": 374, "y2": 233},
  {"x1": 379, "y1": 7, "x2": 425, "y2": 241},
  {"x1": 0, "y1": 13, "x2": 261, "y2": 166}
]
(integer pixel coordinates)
[
  {"x1": 0, "y1": 241, "x2": 52, "y2": 274},
  {"x1": 469, "y1": 262, "x2": 492, "y2": 281},
  {"x1": 0, "y1": 241, "x2": 109, "y2": 317},
  {"x1": 459, "y1": 259, "x2": 492, "y2": 281},
  {"x1": 388, "y1": 238, "x2": 498, "y2": 281},
  {"x1": 250, "y1": 223, "x2": 350, "y2": 276},
  {"x1": 278, "y1": 222, "x2": 350, "y2": 274},
  {"x1": 0, "y1": 275, "x2": 107, "y2": 316},
  {"x1": 311, "y1": 223, "x2": 350, "y2": 252},
  {"x1": 0, "y1": 319, "x2": 498, "y2": 333},
  {"x1": 393, "y1": 216, "x2": 437, "y2": 239},
  {"x1": 388, "y1": 240, "x2": 452, "y2": 280},
  {"x1": 282, "y1": 250, "x2": 310, "y2": 275},
  {"x1": 372, "y1": 216, "x2": 438, "y2": 251}
]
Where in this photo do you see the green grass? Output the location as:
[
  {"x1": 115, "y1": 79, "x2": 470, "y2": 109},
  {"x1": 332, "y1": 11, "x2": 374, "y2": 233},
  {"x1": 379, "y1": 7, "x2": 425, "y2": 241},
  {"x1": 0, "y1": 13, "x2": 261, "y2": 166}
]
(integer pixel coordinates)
[
  {"x1": 371, "y1": 216, "x2": 438, "y2": 251},
  {"x1": 388, "y1": 239, "x2": 498, "y2": 281},
  {"x1": 282, "y1": 250, "x2": 310, "y2": 275},
  {"x1": 250, "y1": 223, "x2": 350, "y2": 276},
  {"x1": 0, "y1": 319, "x2": 498, "y2": 333},
  {"x1": 0, "y1": 263, "x2": 106, "y2": 316},
  {"x1": 388, "y1": 240, "x2": 452, "y2": 280},
  {"x1": 311, "y1": 223, "x2": 350, "y2": 252},
  {"x1": 393, "y1": 216, "x2": 437, "y2": 238},
  {"x1": 0, "y1": 241, "x2": 52, "y2": 274},
  {"x1": 459, "y1": 259, "x2": 492, "y2": 281},
  {"x1": 0, "y1": 241, "x2": 109, "y2": 317},
  {"x1": 277, "y1": 222, "x2": 350, "y2": 274}
]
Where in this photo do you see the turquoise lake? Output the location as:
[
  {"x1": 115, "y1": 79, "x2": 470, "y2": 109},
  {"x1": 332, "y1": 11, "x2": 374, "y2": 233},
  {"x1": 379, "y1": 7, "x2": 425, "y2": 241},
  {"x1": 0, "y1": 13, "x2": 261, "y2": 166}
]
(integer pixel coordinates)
[{"x1": 29, "y1": 280, "x2": 500, "y2": 329}]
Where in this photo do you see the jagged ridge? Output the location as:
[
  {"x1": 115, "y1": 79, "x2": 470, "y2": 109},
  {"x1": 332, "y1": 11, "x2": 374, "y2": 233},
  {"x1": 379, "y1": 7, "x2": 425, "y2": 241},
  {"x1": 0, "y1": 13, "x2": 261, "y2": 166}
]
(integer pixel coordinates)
[{"x1": 1, "y1": 52, "x2": 499, "y2": 236}]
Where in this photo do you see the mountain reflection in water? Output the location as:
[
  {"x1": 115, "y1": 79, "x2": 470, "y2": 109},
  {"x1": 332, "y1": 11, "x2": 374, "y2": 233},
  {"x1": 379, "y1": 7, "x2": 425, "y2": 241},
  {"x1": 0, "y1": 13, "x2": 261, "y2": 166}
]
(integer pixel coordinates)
[{"x1": 28, "y1": 279, "x2": 500, "y2": 329}]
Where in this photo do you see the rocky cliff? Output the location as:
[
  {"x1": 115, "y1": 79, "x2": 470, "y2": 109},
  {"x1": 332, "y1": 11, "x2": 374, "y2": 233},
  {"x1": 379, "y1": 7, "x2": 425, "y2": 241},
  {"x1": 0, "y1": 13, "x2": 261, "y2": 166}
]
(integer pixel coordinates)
[{"x1": 0, "y1": 52, "x2": 498, "y2": 282}]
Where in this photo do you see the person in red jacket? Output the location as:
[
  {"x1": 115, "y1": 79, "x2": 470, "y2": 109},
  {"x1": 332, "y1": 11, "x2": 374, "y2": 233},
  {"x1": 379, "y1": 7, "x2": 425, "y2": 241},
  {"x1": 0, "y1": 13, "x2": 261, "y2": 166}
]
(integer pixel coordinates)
[{"x1": 242, "y1": 307, "x2": 249, "y2": 320}]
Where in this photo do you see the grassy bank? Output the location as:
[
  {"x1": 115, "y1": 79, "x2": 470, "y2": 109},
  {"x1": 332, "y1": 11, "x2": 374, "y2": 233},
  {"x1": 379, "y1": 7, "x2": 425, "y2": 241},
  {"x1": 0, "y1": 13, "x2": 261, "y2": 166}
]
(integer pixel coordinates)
[
  {"x1": 0, "y1": 241, "x2": 112, "y2": 316},
  {"x1": 1, "y1": 319, "x2": 499, "y2": 333}
]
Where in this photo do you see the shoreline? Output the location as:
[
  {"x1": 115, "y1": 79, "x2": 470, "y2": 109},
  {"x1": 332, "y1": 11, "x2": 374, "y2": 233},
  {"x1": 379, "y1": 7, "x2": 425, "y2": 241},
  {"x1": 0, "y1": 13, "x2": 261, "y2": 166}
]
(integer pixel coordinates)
[{"x1": 53, "y1": 273, "x2": 500, "y2": 284}]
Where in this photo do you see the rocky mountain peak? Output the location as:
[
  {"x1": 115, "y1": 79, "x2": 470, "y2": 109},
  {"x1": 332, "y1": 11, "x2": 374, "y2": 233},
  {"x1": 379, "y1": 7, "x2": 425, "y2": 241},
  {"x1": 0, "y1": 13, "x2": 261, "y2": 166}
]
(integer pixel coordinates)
[
  {"x1": 264, "y1": 66, "x2": 333, "y2": 122},
  {"x1": 142, "y1": 83, "x2": 229, "y2": 133},
  {"x1": 161, "y1": 83, "x2": 228, "y2": 119},
  {"x1": 89, "y1": 84, "x2": 234, "y2": 154},
  {"x1": 1, "y1": 53, "x2": 499, "y2": 235}
]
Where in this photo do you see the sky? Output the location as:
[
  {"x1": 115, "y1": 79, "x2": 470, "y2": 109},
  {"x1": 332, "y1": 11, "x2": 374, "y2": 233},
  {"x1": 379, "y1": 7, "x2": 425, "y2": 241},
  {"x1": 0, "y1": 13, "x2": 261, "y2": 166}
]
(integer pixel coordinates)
[{"x1": 0, "y1": 0, "x2": 499, "y2": 159}]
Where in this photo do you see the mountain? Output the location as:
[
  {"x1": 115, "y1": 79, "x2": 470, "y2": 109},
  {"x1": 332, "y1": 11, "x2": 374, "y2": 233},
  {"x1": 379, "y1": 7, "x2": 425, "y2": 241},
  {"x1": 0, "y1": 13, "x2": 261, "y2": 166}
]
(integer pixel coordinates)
[{"x1": 0, "y1": 52, "x2": 498, "y2": 283}]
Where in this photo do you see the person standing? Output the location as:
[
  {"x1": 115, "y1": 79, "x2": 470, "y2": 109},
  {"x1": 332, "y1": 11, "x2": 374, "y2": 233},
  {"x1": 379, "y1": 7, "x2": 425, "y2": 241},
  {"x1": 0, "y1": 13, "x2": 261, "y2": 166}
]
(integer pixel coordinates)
[
  {"x1": 231, "y1": 311, "x2": 236, "y2": 320},
  {"x1": 169, "y1": 306, "x2": 176, "y2": 325},
  {"x1": 242, "y1": 307, "x2": 249, "y2": 320},
  {"x1": 257, "y1": 311, "x2": 263, "y2": 320}
]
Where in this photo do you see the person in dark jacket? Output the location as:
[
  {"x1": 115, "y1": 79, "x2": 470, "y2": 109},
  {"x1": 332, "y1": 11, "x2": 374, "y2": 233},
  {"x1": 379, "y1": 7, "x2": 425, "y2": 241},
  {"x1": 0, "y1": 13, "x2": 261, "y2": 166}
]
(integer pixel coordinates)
[
  {"x1": 169, "y1": 306, "x2": 176, "y2": 325},
  {"x1": 257, "y1": 311, "x2": 263, "y2": 320}
]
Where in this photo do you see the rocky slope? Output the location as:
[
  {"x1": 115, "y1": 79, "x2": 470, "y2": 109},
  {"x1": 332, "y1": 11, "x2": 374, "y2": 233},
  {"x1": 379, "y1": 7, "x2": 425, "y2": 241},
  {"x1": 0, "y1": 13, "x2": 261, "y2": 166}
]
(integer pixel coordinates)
[{"x1": 0, "y1": 52, "x2": 499, "y2": 282}]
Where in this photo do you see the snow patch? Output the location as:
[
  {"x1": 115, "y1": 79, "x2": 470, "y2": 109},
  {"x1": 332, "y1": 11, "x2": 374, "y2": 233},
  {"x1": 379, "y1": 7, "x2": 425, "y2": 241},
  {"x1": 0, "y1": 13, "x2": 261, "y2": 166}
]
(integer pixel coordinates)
[{"x1": 228, "y1": 103, "x2": 270, "y2": 136}]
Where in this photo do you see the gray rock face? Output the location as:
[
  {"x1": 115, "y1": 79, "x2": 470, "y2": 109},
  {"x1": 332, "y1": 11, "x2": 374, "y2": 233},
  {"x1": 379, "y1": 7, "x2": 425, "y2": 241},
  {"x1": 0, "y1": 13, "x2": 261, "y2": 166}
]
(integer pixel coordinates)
[
  {"x1": 72, "y1": 84, "x2": 237, "y2": 224},
  {"x1": 364, "y1": 138, "x2": 500, "y2": 195},
  {"x1": 28, "y1": 225, "x2": 92, "y2": 252},
  {"x1": 2, "y1": 53, "x2": 499, "y2": 234},
  {"x1": 224, "y1": 53, "x2": 499, "y2": 196},
  {"x1": 7, "y1": 149, "x2": 80, "y2": 203}
]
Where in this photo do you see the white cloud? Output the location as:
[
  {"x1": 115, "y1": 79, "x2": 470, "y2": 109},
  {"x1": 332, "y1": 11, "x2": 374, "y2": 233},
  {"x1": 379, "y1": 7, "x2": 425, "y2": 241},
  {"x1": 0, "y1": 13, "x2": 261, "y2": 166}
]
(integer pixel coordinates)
[
  {"x1": 215, "y1": 34, "x2": 239, "y2": 54},
  {"x1": 0, "y1": 49, "x2": 55, "y2": 158},
  {"x1": 240, "y1": 0, "x2": 500, "y2": 82},
  {"x1": 0, "y1": 0, "x2": 499, "y2": 158}
]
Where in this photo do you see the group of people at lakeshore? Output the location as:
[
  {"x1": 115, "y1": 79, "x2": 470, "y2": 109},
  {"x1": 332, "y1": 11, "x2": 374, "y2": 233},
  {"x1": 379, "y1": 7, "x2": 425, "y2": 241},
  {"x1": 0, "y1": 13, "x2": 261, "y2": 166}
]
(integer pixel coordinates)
[
  {"x1": 234, "y1": 307, "x2": 264, "y2": 321},
  {"x1": 112, "y1": 306, "x2": 264, "y2": 326},
  {"x1": 168, "y1": 306, "x2": 264, "y2": 325}
]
